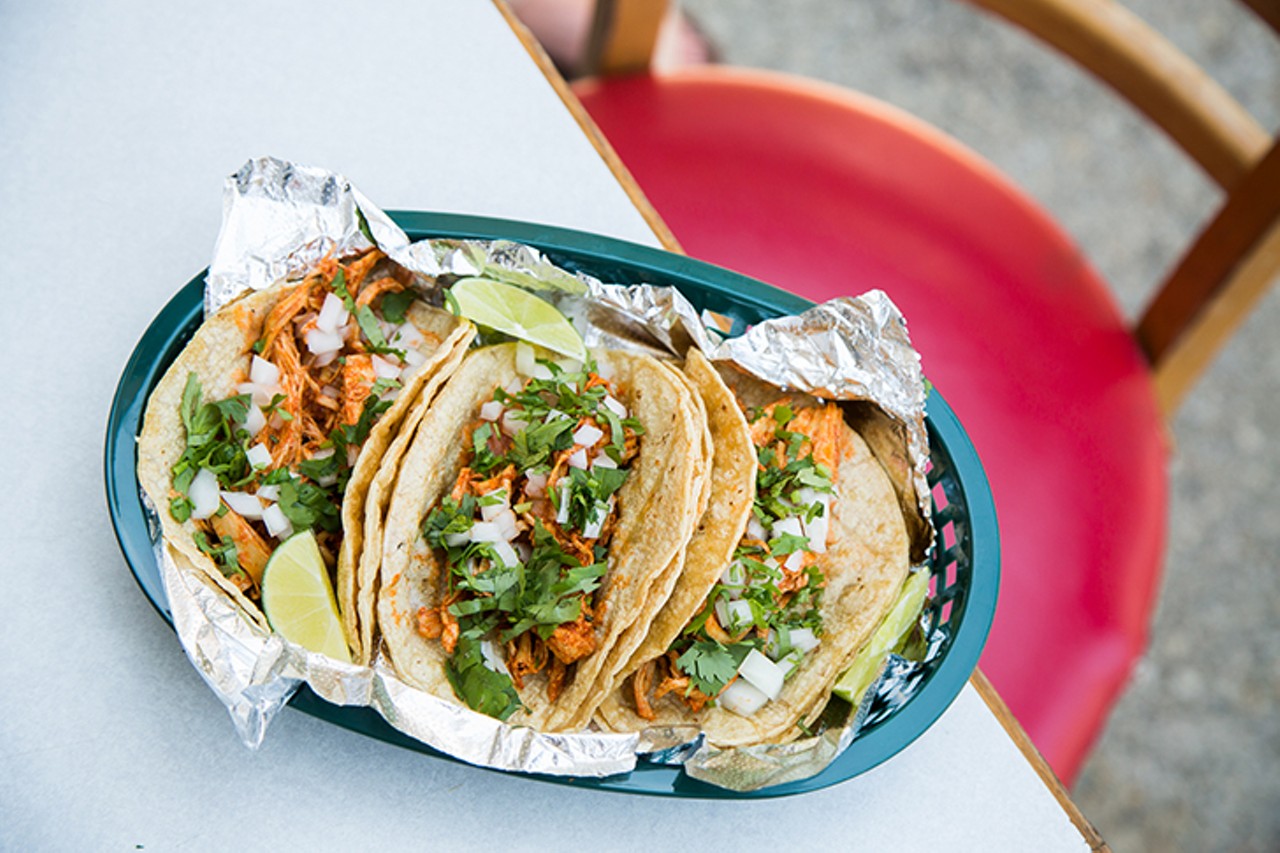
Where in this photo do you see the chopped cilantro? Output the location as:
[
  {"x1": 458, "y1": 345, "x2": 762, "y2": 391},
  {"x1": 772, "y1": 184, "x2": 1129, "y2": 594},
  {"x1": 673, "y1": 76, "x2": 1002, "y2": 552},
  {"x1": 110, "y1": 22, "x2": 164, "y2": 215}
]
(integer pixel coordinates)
[
  {"x1": 379, "y1": 290, "x2": 415, "y2": 324},
  {"x1": 677, "y1": 641, "x2": 752, "y2": 697},
  {"x1": 275, "y1": 475, "x2": 341, "y2": 533},
  {"x1": 507, "y1": 417, "x2": 574, "y2": 471},
  {"x1": 329, "y1": 267, "x2": 403, "y2": 358},
  {"x1": 445, "y1": 635, "x2": 523, "y2": 721},
  {"x1": 264, "y1": 393, "x2": 292, "y2": 422},
  {"x1": 558, "y1": 466, "x2": 628, "y2": 533},
  {"x1": 193, "y1": 530, "x2": 241, "y2": 579},
  {"x1": 169, "y1": 374, "x2": 257, "y2": 501},
  {"x1": 470, "y1": 423, "x2": 504, "y2": 476},
  {"x1": 768, "y1": 531, "x2": 811, "y2": 557},
  {"x1": 169, "y1": 495, "x2": 193, "y2": 523}
]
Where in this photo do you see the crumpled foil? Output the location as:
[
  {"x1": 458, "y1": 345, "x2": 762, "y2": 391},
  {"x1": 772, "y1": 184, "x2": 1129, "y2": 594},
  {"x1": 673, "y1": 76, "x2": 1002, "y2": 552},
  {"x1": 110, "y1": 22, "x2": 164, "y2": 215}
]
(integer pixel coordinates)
[{"x1": 159, "y1": 156, "x2": 937, "y2": 791}]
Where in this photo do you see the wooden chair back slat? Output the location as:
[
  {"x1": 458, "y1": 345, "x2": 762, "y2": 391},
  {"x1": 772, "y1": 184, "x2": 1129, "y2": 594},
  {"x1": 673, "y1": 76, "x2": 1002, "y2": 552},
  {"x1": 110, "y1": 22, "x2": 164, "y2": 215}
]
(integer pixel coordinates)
[
  {"x1": 968, "y1": 0, "x2": 1269, "y2": 190},
  {"x1": 1143, "y1": 141, "x2": 1280, "y2": 411},
  {"x1": 584, "y1": 0, "x2": 668, "y2": 77}
]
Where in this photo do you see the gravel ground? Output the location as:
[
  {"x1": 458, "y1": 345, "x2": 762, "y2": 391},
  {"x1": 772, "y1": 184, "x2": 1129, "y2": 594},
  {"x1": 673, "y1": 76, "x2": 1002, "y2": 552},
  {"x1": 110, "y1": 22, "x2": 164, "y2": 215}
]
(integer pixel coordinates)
[{"x1": 670, "y1": 1, "x2": 1280, "y2": 849}]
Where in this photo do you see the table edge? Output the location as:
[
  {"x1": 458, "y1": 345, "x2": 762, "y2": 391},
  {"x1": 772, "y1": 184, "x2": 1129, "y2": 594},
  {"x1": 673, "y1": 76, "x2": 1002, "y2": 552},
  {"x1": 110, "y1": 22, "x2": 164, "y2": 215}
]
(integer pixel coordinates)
[{"x1": 971, "y1": 671, "x2": 1108, "y2": 851}]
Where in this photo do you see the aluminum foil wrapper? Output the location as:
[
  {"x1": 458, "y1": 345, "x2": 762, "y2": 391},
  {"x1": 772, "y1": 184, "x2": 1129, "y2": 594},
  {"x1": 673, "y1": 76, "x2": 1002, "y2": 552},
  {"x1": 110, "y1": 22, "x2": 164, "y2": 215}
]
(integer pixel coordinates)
[
  {"x1": 160, "y1": 529, "x2": 639, "y2": 777},
  {"x1": 161, "y1": 157, "x2": 937, "y2": 791}
]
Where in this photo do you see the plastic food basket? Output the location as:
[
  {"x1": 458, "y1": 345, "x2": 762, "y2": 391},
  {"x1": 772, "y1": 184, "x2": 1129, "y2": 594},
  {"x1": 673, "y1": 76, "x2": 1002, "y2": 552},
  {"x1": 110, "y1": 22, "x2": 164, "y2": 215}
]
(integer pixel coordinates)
[{"x1": 104, "y1": 211, "x2": 999, "y2": 798}]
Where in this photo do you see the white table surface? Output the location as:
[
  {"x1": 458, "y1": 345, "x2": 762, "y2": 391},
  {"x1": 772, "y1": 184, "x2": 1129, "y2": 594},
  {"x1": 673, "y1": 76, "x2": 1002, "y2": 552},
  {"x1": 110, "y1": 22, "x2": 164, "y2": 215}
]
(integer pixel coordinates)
[{"x1": 0, "y1": 2, "x2": 1089, "y2": 849}]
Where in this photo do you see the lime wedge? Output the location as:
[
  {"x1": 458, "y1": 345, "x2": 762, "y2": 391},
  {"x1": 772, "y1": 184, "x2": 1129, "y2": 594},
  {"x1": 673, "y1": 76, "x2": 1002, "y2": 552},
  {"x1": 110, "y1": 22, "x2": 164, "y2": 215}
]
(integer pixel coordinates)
[
  {"x1": 449, "y1": 277, "x2": 587, "y2": 361},
  {"x1": 260, "y1": 530, "x2": 352, "y2": 663},
  {"x1": 832, "y1": 570, "x2": 930, "y2": 705}
]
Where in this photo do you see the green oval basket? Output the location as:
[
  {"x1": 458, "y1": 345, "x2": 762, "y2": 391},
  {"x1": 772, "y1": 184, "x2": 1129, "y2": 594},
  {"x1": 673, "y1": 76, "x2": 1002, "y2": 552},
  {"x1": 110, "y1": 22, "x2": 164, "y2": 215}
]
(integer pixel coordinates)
[{"x1": 105, "y1": 211, "x2": 999, "y2": 798}]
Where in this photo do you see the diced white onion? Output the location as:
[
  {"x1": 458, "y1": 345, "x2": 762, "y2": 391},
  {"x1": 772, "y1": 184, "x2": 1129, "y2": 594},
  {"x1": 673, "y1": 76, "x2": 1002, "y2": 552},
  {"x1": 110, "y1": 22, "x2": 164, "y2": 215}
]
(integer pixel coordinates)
[
  {"x1": 784, "y1": 551, "x2": 806, "y2": 573},
  {"x1": 392, "y1": 322, "x2": 425, "y2": 350},
  {"x1": 316, "y1": 292, "x2": 349, "y2": 334},
  {"x1": 491, "y1": 508, "x2": 519, "y2": 541},
  {"x1": 312, "y1": 350, "x2": 338, "y2": 368},
  {"x1": 524, "y1": 471, "x2": 548, "y2": 498},
  {"x1": 236, "y1": 382, "x2": 278, "y2": 408},
  {"x1": 798, "y1": 490, "x2": 831, "y2": 553},
  {"x1": 764, "y1": 628, "x2": 785, "y2": 660},
  {"x1": 763, "y1": 556, "x2": 781, "y2": 575},
  {"x1": 719, "y1": 679, "x2": 769, "y2": 717},
  {"x1": 546, "y1": 408, "x2": 570, "y2": 422},
  {"x1": 714, "y1": 598, "x2": 731, "y2": 631},
  {"x1": 582, "y1": 502, "x2": 608, "y2": 539},
  {"x1": 403, "y1": 349, "x2": 427, "y2": 369},
  {"x1": 491, "y1": 540, "x2": 520, "y2": 568},
  {"x1": 239, "y1": 404, "x2": 266, "y2": 439},
  {"x1": 220, "y1": 490, "x2": 264, "y2": 520},
  {"x1": 256, "y1": 484, "x2": 280, "y2": 502},
  {"x1": 591, "y1": 453, "x2": 617, "y2": 470},
  {"x1": 746, "y1": 516, "x2": 769, "y2": 542},
  {"x1": 796, "y1": 487, "x2": 823, "y2": 510},
  {"x1": 372, "y1": 354, "x2": 401, "y2": 379},
  {"x1": 320, "y1": 385, "x2": 340, "y2": 399},
  {"x1": 720, "y1": 560, "x2": 746, "y2": 589},
  {"x1": 500, "y1": 409, "x2": 526, "y2": 437},
  {"x1": 737, "y1": 649, "x2": 785, "y2": 701},
  {"x1": 790, "y1": 628, "x2": 820, "y2": 654},
  {"x1": 480, "y1": 639, "x2": 508, "y2": 674},
  {"x1": 246, "y1": 443, "x2": 273, "y2": 470},
  {"x1": 602, "y1": 394, "x2": 627, "y2": 419},
  {"x1": 445, "y1": 531, "x2": 470, "y2": 548},
  {"x1": 480, "y1": 490, "x2": 510, "y2": 521},
  {"x1": 479, "y1": 400, "x2": 504, "y2": 422},
  {"x1": 805, "y1": 511, "x2": 829, "y2": 554},
  {"x1": 188, "y1": 468, "x2": 220, "y2": 520},
  {"x1": 249, "y1": 356, "x2": 280, "y2": 387},
  {"x1": 725, "y1": 600, "x2": 754, "y2": 632},
  {"x1": 532, "y1": 362, "x2": 554, "y2": 381},
  {"x1": 305, "y1": 328, "x2": 344, "y2": 355},
  {"x1": 772, "y1": 515, "x2": 805, "y2": 539},
  {"x1": 573, "y1": 423, "x2": 604, "y2": 448},
  {"x1": 515, "y1": 342, "x2": 536, "y2": 377},
  {"x1": 503, "y1": 378, "x2": 524, "y2": 395},
  {"x1": 468, "y1": 521, "x2": 504, "y2": 543},
  {"x1": 778, "y1": 649, "x2": 805, "y2": 679},
  {"x1": 568, "y1": 448, "x2": 588, "y2": 470},
  {"x1": 555, "y1": 485, "x2": 571, "y2": 525},
  {"x1": 262, "y1": 503, "x2": 293, "y2": 540}
]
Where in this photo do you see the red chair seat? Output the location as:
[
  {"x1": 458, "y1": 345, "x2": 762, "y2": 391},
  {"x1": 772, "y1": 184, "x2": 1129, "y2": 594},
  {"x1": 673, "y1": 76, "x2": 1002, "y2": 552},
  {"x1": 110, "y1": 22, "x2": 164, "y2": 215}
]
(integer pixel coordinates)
[{"x1": 575, "y1": 67, "x2": 1168, "y2": 782}]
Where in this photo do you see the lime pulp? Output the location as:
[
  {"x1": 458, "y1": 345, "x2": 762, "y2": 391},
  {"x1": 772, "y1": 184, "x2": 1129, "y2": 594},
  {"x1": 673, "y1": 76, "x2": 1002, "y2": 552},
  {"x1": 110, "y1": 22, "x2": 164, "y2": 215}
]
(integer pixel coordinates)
[
  {"x1": 448, "y1": 277, "x2": 587, "y2": 361},
  {"x1": 260, "y1": 530, "x2": 352, "y2": 663}
]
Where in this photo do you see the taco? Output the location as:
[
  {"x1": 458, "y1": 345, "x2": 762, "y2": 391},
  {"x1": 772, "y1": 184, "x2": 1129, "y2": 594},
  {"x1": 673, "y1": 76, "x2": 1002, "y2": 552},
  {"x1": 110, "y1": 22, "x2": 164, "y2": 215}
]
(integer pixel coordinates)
[
  {"x1": 376, "y1": 342, "x2": 709, "y2": 728},
  {"x1": 596, "y1": 366, "x2": 911, "y2": 747},
  {"x1": 548, "y1": 349, "x2": 756, "y2": 731},
  {"x1": 137, "y1": 249, "x2": 474, "y2": 661}
]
